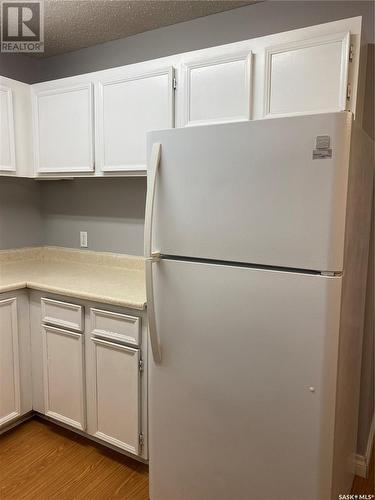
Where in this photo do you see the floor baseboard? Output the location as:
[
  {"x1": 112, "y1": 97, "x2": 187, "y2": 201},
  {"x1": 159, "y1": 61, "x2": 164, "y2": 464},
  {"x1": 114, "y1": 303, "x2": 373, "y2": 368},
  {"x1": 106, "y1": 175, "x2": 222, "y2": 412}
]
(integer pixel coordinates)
[{"x1": 355, "y1": 413, "x2": 375, "y2": 478}]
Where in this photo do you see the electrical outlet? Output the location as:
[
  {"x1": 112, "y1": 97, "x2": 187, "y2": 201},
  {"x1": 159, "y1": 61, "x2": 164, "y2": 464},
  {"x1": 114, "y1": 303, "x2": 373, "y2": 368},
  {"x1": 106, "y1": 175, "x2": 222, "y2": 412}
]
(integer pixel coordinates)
[{"x1": 80, "y1": 231, "x2": 88, "y2": 248}]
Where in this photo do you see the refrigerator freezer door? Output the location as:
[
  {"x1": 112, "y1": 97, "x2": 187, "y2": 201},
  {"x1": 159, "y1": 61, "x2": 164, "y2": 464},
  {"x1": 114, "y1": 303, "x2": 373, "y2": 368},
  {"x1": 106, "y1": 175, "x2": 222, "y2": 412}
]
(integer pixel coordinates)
[
  {"x1": 148, "y1": 112, "x2": 351, "y2": 272},
  {"x1": 149, "y1": 259, "x2": 342, "y2": 500}
]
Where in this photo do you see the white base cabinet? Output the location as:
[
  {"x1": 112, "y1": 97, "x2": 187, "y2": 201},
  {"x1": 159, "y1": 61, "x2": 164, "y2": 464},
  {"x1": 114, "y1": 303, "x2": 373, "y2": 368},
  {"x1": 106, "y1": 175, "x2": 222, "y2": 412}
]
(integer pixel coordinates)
[
  {"x1": 90, "y1": 337, "x2": 141, "y2": 454},
  {"x1": 0, "y1": 291, "x2": 32, "y2": 429},
  {"x1": 0, "y1": 297, "x2": 20, "y2": 426},
  {"x1": 42, "y1": 325, "x2": 86, "y2": 430},
  {"x1": 29, "y1": 291, "x2": 148, "y2": 460}
]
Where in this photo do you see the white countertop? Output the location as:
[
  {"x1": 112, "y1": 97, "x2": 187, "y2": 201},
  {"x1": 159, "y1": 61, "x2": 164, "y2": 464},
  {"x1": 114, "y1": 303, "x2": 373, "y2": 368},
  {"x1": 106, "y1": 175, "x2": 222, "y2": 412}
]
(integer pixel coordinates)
[{"x1": 0, "y1": 247, "x2": 146, "y2": 310}]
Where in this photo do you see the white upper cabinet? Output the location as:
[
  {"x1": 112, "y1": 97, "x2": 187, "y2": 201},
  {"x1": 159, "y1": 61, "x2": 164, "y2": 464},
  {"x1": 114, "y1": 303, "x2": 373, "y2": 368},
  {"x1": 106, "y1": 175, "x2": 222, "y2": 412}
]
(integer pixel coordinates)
[
  {"x1": 96, "y1": 66, "x2": 174, "y2": 173},
  {"x1": 0, "y1": 85, "x2": 16, "y2": 172},
  {"x1": 180, "y1": 51, "x2": 252, "y2": 126},
  {"x1": 17, "y1": 17, "x2": 362, "y2": 178},
  {"x1": 32, "y1": 82, "x2": 94, "y2": 174},
  {"x1": 263, "y1": 32, "x2": 350, "y2": 118}
]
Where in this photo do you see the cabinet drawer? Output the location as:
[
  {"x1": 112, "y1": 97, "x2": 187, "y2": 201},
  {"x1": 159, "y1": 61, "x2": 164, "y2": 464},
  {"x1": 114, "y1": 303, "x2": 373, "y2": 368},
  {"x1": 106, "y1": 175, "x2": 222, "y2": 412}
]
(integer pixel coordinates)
[
  {"x1": 91, "y1": 308, "x2": 141, "y2": 347},
  {"x1": 41, "y1": 298, "x2": 84, "y2": 332}
]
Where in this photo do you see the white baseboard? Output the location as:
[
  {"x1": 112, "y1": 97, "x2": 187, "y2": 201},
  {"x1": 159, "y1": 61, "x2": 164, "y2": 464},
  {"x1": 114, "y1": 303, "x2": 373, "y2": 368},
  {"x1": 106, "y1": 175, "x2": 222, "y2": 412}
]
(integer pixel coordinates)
[{"x1": 355, "y1": 413, "x2": 374, "y2": 478}]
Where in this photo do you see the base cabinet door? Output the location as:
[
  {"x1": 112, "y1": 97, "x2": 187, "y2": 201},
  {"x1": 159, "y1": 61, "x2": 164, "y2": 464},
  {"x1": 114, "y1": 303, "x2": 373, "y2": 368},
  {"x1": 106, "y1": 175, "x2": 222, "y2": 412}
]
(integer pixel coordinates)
[
  {"x1": 42, "y1": 325, "x2": 86, "y2": 430},
  {"x1": 0, "y1": 297, "x2": 21, "y2": 427},
  {"x1": 90, "y1": 337, "x2": 141, "y2": 455}
]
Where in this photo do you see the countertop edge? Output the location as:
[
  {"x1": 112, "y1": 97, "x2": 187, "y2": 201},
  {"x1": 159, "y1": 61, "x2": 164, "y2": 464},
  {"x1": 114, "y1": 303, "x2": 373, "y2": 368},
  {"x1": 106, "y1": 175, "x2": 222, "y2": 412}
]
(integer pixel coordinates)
[{"x1": 0, "y1": 281, "x2": 147, "y2": 311}]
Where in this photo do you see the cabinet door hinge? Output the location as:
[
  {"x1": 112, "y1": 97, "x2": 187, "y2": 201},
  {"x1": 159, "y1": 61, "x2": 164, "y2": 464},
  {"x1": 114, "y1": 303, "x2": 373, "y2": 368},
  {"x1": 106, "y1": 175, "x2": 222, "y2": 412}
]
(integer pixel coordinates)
[
  {"x1": 346, "y1": 83, "x2": 352, "y2": 101},
  {"x1": 139, "y1": 358, "x2": 144, "y2": 372},
  {"x1": 139, "y1": 433, "x2": 144, "y2": 448},
  {"x1": 349, "y1": 44, "x2": 354, "y2": 62},
  {"x1": 173, "y1": 77, "x2": 177, "y2": 90}
]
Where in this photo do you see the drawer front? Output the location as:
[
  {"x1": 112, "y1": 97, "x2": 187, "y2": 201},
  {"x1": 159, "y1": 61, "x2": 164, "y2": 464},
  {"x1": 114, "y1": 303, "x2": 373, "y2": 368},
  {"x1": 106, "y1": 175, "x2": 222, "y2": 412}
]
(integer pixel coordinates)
[
  {"x1": 91, "y1": 308, "x2": 141, "y2": 347},
  {"x1": 41, "y1": 298, "x2": 84, "y2": 332}
]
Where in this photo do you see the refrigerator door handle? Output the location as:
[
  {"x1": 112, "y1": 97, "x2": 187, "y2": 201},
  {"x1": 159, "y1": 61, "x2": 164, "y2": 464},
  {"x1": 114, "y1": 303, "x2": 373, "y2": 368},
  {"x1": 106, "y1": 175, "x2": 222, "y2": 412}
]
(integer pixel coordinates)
[
  {"x1": 145, "y1": 258, "x2": 162, "y2": 363},
  {"x1": 145, "y1": 142, "x2": 162, "y2": 363},
  {"x1": 144, "y1": 142, "x2": 161, "y2": 258}
]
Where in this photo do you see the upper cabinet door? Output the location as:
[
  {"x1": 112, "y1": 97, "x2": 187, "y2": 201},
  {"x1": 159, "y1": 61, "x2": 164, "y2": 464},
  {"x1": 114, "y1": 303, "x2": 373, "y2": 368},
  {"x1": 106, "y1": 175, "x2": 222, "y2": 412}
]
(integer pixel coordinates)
[
  {"x1": 180, "y1": 51, "x2": 252, "y2": 127},
  {"x1": 96, "y1": 67, "x2": 174, "y2": 173},
  {"x1": 263, "y1": 32, "x2": 350, "y2": 118},
  {"x1": 33, "y1": 83, "x2": 94, "y2": 174},
  {"x1": 0, "y1": 85, "x2": 16, "y2": 172}
]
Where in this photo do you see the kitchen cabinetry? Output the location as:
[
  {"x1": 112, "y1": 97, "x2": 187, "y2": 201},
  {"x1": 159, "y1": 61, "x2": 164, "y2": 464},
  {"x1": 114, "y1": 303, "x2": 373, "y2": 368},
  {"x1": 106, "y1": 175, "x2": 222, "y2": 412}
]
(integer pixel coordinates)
[
  {"x1": 180, "y1": 50, "x2": 252, "y2": 126},
  {"x1": 29, "y1": 292, "x2": 148, "y2": 460},
  {"x1": 262, "y1": 31, "x2": 350, "y2": 118},
  {"x1": 0, "y1": 297, "x2": 20, "y2": 426},
  {"x1": 1, "y1": 16, "x2": 362, "y2": 178},
  {"x1": 96, "y1": 66, "x2": 174, "y2": 173},
  {"x1": 91, "y1": 337, "x2": 141, "y2": 454},
  {"x1": 0, "y1": 76, "x2": 33, "y2": 177},
  {"x1": 0, "y1": 291, "x2": 32, "y2": 429},
  {"x1": 42, "y1": 325, "x2": 86, "y2": 430},
  {"x1": 0, "y1": 85, "x2": 16, "y2": 172},
  {"x1": 32, "y1": 83, "x2": 95, "y2": 174}
]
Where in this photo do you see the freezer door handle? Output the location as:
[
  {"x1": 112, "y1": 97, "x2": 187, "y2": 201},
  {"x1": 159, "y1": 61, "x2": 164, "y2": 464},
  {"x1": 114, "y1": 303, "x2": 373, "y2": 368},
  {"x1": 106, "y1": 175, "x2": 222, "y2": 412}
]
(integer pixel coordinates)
[
  {"x1": 145, "y1": 142, "x2": 162, "y2": 363},
  {"x1": 145, "y1": 258, "x2": 162, "y2": 363},
  {"x1": 144, "y1": 142, "x2": 161, "y2": 258}
]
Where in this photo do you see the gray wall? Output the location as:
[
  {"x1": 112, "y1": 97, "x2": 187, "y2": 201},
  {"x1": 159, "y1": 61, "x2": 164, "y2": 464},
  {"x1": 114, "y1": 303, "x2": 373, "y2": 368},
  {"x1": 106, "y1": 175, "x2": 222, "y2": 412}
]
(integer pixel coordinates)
[
  {"x1": 0, "y1": 178, "x2": 42, "y2": 249},
  {"x1": 40, "y1": 178, "x2": 146, "y2": 255},
  {"x1": 0, "y1": 53, "x2": 39, "y2": 84}
]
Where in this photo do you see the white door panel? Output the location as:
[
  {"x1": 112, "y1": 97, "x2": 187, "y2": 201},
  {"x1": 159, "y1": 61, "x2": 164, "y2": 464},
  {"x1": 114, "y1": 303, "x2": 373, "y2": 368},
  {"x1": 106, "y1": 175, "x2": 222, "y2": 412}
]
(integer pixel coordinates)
[
  {"x1": 97, "y1": 67, "x2": 174, "y2": 172},
  {"x1": 33, "y1": 83, "x2": 94, "y2": 173},
  {"x1": 264, "y1": 32, "x2": 350, "y2": 118},
  {"x1": 149, "y1": 112, "x2": 351, "y2": 272},
  {"x1": 42, "y1": 325, "x2": 86, "y2": 430},
  {"x1": 149, "y1": 259, "x2": 342, "y2": 500},
  {"x1": 180, "y1": 51, "x2": 252, "y2": 126},
  {"x1": 90, "y1": 337, "x2": 141, "y2": 454}
]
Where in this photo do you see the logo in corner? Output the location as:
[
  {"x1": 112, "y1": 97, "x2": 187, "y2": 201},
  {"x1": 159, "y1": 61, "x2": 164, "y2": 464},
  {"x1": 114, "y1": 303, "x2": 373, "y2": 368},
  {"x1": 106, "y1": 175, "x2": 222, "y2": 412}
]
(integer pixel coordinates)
[{"x1": 1, "y1": 0, "x2": 44, "y2": 53}]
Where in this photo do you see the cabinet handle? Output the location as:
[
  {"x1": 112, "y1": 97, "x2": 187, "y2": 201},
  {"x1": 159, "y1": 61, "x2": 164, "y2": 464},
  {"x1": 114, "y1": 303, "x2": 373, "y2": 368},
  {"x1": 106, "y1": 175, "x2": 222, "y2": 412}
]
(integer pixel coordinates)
[
  {"x1": 144, "y1": 143, "x2": 161, "y2": 258},
  {"x1": 145, "y1": 258, "x2": 161, "y2": 363},
  {"x1": 144, "y1": 142, "x2": 162, "y2": 363},
  {"x1": 91, "y1": 336, "x2": 137, "y2": 353}
]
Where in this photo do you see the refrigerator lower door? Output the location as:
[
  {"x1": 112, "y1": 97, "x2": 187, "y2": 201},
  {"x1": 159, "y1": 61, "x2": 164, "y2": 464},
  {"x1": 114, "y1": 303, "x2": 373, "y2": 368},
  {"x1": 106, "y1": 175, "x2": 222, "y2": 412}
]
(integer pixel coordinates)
[
  {"x1": 149, "y1": 259, "x2": 342, "y2": 500},
  {"x1": 148, "y1": 112, "x2": 351, "y2": 272}
]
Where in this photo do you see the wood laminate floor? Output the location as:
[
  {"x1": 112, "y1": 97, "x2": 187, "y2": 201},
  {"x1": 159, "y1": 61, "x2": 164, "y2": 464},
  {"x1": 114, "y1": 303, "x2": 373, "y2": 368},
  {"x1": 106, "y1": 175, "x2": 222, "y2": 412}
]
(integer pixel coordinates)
[
  {"x1": 0, "y1": 418, "x2": 149, "y2": 499},
  {"x1": 0, "y1": 418, "x2": 373, "y2": 499}
]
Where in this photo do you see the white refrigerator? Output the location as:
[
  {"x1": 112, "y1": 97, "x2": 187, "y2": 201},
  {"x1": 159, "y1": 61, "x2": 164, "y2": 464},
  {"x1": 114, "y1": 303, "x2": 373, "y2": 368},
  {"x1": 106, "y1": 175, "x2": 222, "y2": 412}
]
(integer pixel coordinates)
[{"x1": 145, "y1": 112, "x2": 373, "y2": 500}]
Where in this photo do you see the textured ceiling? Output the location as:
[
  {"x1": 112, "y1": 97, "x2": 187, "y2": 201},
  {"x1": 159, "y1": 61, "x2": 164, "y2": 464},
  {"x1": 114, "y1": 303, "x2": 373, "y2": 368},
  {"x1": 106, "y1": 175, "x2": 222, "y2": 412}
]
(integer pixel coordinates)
[{"x1": 36, "y1": 0, "x2": 256, "y2": 58}]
